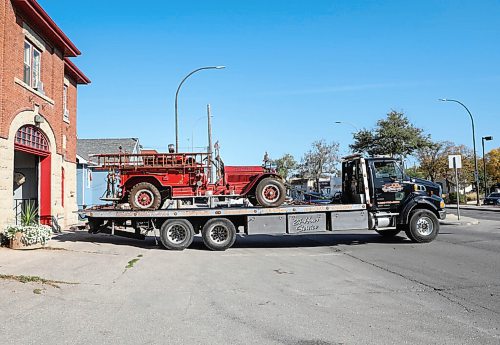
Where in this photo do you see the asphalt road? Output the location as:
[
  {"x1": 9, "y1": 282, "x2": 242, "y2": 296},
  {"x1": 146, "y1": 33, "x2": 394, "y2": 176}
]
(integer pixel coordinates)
[{"x1": 1, "y1": 220, "x2": 499, "y2": 345}]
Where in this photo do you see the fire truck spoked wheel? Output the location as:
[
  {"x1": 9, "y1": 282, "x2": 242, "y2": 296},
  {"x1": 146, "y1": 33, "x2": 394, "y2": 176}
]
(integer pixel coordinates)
[
  {"x1": 128, "y1": 182, "x2": 162, "y2": 210},
  {"x1": 202, "y1": 218, "x2": 237, "y2": 251},
  {"x1": 159, "y1": 219, "x2": 194, "y2": 250},
  {"x1": 255, "y1": 177, "x2": 286, "y2": 207}
]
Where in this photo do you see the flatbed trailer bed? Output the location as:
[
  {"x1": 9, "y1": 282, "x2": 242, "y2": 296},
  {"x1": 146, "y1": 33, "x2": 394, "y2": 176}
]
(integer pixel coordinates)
[{"x1": 81, "y1": 202, "x2": 424, "y2": 251}]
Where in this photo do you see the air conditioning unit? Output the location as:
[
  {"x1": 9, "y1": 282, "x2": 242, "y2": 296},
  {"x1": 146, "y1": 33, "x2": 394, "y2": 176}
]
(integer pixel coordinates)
[{"x1": 34, "y1": 80, "x2": 45, "y2": 94}]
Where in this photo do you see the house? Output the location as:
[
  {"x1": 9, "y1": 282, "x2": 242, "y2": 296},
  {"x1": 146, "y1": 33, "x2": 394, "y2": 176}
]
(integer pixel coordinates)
[
  {"x1": 0, "y1": 0, "x2": 90, "y2": 229},
  {"x1": 76, "y1": 138, "x2": 140, "y2": 208},
  {"x1": 289, "y1": 176, "x2": 341, "y2": 200}
]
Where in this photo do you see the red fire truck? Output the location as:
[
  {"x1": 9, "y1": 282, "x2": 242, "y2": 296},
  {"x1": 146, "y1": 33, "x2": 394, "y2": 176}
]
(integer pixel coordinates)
[{"x1": 92, "y1": 149, "x2": 286, "y2": 210}]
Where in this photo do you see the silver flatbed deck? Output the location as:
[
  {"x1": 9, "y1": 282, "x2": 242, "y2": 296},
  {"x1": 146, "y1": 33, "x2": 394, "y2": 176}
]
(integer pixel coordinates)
[{"x1": 84, "y1": 203, "x2": 367, "y2": 219}]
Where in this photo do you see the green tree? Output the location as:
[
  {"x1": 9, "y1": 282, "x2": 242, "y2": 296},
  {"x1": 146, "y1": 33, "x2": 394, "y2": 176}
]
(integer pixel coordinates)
[
  {"x1": 350, "y1": 110, "x2": 432, "y2": 158},
  {"x1": 271, "y1": 153, "x2": 297, "y2": 180},
  {"x1": 299, "y1": 140, "x2": 340, "y2": 192}
]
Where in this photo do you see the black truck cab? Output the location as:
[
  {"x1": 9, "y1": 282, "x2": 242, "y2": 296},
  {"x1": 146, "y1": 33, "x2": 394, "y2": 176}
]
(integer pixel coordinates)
[{"x1": 342, "y1": 155, "x2": 446, "y2": 242}]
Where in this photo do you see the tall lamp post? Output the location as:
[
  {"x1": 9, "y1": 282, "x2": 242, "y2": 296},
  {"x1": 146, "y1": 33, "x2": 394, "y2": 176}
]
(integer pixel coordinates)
[
  {"x1": 334, "y1": 121, "x2": 359, "y2": 132},
  {"x1": 439, "y1": 99, "x2": 481, "y2": 205},
  {"x1": 482, "y1": 136, "x2": 493, "y2": 196},
  {"x1": 174, "y1": 66, "x2": 225, "y2": 152}
]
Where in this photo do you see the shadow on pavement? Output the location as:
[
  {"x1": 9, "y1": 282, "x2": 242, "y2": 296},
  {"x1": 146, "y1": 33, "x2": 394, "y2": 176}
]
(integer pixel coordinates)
[{"x1": 53, "y1": 230, "x2": 414, "y2": 251}]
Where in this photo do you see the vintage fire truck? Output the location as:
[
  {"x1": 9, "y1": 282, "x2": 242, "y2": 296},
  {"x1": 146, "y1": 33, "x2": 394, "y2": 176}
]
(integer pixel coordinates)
[
  {"x1": 83, "y1": 154, "x2": 446, "y2": 251},
  {"x1": 92, "y1": 147, "x2": 286, "y2": 210}
]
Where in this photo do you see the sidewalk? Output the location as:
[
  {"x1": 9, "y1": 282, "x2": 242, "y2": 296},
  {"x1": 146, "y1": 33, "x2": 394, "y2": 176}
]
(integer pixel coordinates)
[
  {"x1": 440, "y1": 213, "x2": 479, "y2": 226},
  {"x1": 445, "y1": 204, "x2": 500, "y2": 212}
]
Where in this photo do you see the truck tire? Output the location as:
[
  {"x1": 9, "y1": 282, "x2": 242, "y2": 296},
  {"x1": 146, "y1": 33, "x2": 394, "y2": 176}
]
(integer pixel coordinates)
[
  {"x1": 128, "y1": 182, "x2": 162, "y2": 210},
  {"x1": 254, "y1": 177, "x2": 286, "y2": 207},
  {"x1": 202, "y1": 218, "x2": 236, "y2": 251},
  {"x1": 159, "y1": 219, "x2": 194, "y2": 250},
  {"x1": 405, "y1": 209, "x2": 439, "y2": 243},
  {"x1": 375, "y1": 229, "x2": 401, "y2": 237}
]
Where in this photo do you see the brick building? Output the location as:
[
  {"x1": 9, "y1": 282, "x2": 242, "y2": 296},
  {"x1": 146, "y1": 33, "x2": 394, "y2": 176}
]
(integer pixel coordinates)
[{"x1": 0, "y1": 0, "x2": 90, "y2": 229}]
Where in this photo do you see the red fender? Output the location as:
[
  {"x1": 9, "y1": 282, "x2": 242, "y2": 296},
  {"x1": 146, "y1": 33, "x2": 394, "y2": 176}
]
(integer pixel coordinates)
[{"x1": 240, "y1": 173, "x2": 283, "y2": 196}]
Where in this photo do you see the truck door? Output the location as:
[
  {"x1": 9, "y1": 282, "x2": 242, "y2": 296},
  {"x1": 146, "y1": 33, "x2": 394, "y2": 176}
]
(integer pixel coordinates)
[{"x1": 369, "y1": 160, "x2": 405, "y2": 211}]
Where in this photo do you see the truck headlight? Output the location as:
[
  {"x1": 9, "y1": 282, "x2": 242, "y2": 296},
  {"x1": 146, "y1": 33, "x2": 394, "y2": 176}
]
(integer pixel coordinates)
[{"x1": 440, "y1": 200, "x2": 445, "y2": 209}]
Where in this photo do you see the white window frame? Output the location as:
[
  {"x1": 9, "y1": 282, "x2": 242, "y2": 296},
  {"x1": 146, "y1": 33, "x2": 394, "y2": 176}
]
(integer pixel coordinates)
[
  {"x1": 23, "y1": 40, "x2": 41, "y2": 89},
  {"x1": 63, "y1": 84, "x2": 69, "y2": 122}
]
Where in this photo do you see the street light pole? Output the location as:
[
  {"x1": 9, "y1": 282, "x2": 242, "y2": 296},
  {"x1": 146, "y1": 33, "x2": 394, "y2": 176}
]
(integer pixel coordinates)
[
  {"x1": 334, "y1": 121, "x2": 359, "y2": 132},
  {"x1": 439, "y1": 99, "x2": 481, "y2": 205},
  {"x1": 482, "y1": 136, "x2": 493, "y2": 196},
  {"x1": 174, "y1": 66, "x2": 225, "y2": 152}
]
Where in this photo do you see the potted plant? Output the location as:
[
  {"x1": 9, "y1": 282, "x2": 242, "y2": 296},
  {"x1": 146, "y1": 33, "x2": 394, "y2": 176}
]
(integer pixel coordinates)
[{"x1": 2, "y1": 201, "x2": 52, "y2": 249}]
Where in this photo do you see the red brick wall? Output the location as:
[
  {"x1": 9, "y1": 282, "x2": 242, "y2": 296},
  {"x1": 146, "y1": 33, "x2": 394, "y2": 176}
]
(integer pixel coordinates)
[{"x1": 0, "y1": 0, "x2": 78, "y2": 163}]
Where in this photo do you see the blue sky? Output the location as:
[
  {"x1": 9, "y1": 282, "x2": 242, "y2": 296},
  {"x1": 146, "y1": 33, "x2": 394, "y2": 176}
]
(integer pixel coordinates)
[{"x1": 39, "y1": 0, "x2": 499, "y2": 164}]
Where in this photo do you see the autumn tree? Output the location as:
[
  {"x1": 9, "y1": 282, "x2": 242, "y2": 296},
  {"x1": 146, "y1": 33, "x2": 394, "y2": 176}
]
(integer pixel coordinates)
[
  {"x1": 417, "y1": 141, "x2": 476, "y2": 192},
  {"x1": 416, "y1": 141, "x2": 454, "y2": 182},
  {"x1": 350, "y1": 110, "x2": 432, "y2": 159},
  {"x1": 299, "y1": 140, "x2": 340, "y2": 192},
  {"x1": 486, "y1": 147, "x2": 500, "y2": 184}
]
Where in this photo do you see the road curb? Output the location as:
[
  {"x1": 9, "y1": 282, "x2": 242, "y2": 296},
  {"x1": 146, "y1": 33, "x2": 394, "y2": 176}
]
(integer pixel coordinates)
[
  {"x1": 445, "y1": 206, "x2": 500, "y2": 213},
  {"x1": 440, "y1": 220, "x2": 479, "y2": 226}
]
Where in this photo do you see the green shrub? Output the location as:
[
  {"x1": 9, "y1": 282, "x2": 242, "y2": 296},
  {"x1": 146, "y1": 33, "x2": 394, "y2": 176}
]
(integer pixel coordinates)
[{"x1": 445, "y1": 193, "x2": 467, "y2": 204}]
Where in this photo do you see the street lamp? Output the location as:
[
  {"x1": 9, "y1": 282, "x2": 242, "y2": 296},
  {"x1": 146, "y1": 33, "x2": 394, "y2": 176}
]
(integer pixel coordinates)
[
  {"x1": 334, "y1": 121, "x2": 359, "y2": 132},
  {"x1": 438, "y1": 98, "x2": 481, "y2": 205},
  {"x1": 482, "y1": 135, "x2": 493, "y2": 196},
  {"x1": 174, "y1": 66, "x2": 225, "y2": 152}
]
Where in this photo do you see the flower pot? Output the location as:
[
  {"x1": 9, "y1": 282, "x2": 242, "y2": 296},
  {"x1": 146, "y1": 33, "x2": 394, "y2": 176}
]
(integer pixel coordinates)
[{"x1": 9, "y1": 232, "x2": 44, "y2": 250}]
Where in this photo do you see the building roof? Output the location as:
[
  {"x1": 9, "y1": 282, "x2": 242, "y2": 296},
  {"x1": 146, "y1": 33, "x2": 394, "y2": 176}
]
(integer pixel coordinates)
[
  {"x1": 64, "y1": 58, "x2": 91, "y2": 84},
  {"x1": 12, "y1": 0, "x2": 81, "y2": 57},
  {"x1": 77, "y1": 138, "x2": 139, "y2": 163}
]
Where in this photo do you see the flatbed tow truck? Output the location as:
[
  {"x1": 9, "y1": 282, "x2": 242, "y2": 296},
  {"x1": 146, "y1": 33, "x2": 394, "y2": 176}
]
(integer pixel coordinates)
[{"x1": 82, "y1": 155, "x2": 446, "y2": 251}]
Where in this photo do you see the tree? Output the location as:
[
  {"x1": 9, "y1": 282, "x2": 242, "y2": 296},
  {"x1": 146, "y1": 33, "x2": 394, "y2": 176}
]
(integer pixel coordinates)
[
  {"x1": 299, "y1": 140, "x2": 340, "y2": 192},
  {"x1": 350, "y1": 110, "x2": 432, "y2": 158},
  {"x1": 271, "y1": 153, "x2": 297, "y2": 180},
  {"x1": 486, "y1": 147, "x2": 500, "y2": 184},
  {"x1": 416, "y1": 141, "x2": 454, "y2": 182},
  {"x1": 416, "y1": 141, "x2": 476, "y2": 193}
]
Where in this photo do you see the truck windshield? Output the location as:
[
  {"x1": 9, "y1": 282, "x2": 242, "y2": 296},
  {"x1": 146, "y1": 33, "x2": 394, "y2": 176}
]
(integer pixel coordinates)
[{"x1": 373, "y1": 161, "x2": 404, "y2": 180}]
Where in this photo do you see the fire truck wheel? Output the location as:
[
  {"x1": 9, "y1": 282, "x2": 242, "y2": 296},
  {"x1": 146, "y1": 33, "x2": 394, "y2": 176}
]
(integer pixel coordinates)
[
  {"x1": 128, "y1": 182, "x2": 162, "y2": 210},
  {"x1": 255, "y1": 178, "x2": 286, "y2": 207},
  {"x1": 405, "y1": 209, "x2": 439, "y2": 243},
  {"x1": 202, "y1": 218, "x2": 236, "y2": 251},
  {"x1": 159, "y1": 219, "x2": 194, "y2": 250}
]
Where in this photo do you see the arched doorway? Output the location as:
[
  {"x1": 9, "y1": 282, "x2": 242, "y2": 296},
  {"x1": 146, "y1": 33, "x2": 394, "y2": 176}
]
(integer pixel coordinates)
[{"x1": 13, "y1": 125, "x2": 51, "y2": 225}]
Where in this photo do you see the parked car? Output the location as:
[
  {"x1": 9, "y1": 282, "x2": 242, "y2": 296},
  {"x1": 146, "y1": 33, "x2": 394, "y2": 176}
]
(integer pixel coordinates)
[{"x1": 484, "y1": 193, "x2": 500, "y2": 205}]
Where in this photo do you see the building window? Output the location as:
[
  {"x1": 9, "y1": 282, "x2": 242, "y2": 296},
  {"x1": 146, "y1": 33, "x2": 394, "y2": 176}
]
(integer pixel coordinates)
[
  {"x1": 63, "y1": 84, "x2": 69, "y2": 122},
  {"x1": 23, "y1": 40, "x2": 41, "y2": 89}
]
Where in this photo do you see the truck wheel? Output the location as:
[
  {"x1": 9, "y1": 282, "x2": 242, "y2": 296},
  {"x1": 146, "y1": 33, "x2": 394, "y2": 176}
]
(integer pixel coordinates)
[
  {"x1": 255, "y1": 178, "x2": 286, "y2": 207},
  {"x1": 375, "y1": 229, "x2": 400, "y2": 237},
  {"x1": 202, "y1": 218, "x2": 236, "y2": 251},
  {"x1": 159, "y1": 219, "x2": 194, "y2": 250},
  {"x1": 405, "y1": 209, "x2": 439, "y2": 243},
  {"x1": 128, "y1": 182, "x2": 162, "y2": 210}
]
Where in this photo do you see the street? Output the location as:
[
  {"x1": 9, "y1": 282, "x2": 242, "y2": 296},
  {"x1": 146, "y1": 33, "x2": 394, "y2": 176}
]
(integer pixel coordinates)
[{"x1": 1, "y1": 220, "x2": 499, "y2": 345}]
